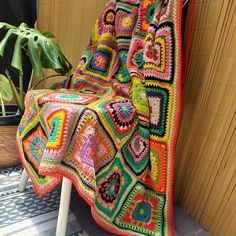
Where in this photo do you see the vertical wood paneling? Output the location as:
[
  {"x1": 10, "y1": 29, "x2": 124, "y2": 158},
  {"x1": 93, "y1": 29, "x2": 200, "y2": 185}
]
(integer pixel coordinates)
[
  {"x1": 37, "y1": 0, "x2": 106, "y2": 87},
  {"x1": 174, "y1": 0, "x2": 236, "y2": 235}
]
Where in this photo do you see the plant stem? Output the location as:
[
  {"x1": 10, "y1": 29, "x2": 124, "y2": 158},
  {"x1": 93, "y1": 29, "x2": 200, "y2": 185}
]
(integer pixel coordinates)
[
  {"x1": 19, "y1": 72, "x2": 24, "y2": 111},
  {"x1": 6, "y1": 72, "x2": 23, "y2": 113},
  {"x1": 31, "y1": 74, "x2": 63, "y2": 90},
  {"x1": 0, "y1": 93, "x2": 6, "y2": 117},
  {"x1": 27, "y1": 69, "x2": 34, "y2": 91}
]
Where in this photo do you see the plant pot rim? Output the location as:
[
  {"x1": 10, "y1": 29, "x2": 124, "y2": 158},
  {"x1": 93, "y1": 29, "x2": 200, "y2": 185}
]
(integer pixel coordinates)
[{"x1": 0, "y1": 105, "x2": 22, "y2": 126}]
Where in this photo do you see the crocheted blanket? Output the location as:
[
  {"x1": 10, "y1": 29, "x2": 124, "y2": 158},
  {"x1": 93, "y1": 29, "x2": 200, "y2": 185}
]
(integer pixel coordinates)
[{"x1": 17, "y1": 0, "x2": 183, "y2": 235}]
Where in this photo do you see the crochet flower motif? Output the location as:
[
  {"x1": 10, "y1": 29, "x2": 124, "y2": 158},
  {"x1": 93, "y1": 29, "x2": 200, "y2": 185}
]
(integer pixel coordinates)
[
  {"x1": 99, "y1": 171, "x2": 121, "y2": 203},
  {"x1": 92, "y1": 53, "x2": 107, "y2": 70},
  {"x1": 133, "y1": 50, "x2": 144, "y2": 68},
  {"x1": 117, "y1": 103, "x2": 134, "y2": 119},
  {"x1": 23, "y1": 125, "x2": 47, "y2": 164},
  {"x1": 146, "y1": 45, "x2": 159, "y2": 61},
  {"x1": 104, "y1": 9, "x2": 115, "y2": 25},
  {"x1": 121, "y1": 16, "x2": 133, "y2": 28},
  {"x1": 109, "y1": 101, "x2": 136, "y2": 130},
  {"x1": 30, "y1": 136, "x2": 45, "y2": 158}
]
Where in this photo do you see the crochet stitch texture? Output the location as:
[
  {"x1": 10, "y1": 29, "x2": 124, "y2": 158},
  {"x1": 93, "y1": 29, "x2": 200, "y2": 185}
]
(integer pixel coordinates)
[{"x1": 17, "y1": 0, "x2": 183, "y2": 235}]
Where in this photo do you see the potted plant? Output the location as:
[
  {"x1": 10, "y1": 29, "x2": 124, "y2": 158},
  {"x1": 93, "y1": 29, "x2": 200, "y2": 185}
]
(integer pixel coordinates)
[
  {"x1": 0, "y1": 73, "x2": 22, "y2": 167},
  {"x1": 0, "y1": 22, "x2": 73, "y2": 167}
]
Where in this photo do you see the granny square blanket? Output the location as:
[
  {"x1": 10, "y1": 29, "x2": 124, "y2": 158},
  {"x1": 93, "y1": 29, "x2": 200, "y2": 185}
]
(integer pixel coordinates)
[{"x1": 17, "y1": 0, "x2": 184, "y2": 235}]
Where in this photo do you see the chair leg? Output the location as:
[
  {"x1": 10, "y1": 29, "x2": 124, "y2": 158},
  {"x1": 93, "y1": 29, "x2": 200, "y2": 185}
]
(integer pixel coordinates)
[
  {"x1": 18, "y1": 169, "x2": 29, "y2": 192},
  {"x1": 56, "y1": 177, "x2": 72, "y2": 236}
]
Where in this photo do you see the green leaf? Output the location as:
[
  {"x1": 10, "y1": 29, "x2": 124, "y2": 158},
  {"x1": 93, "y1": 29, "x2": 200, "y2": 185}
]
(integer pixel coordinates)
[
  {"x1": 42, "y1": 31, "x2": 55, "y2": 38},
  {"x1": 8, "y1": 77, "x2": 23, "y2": 113},
  {"x1": 27, "y1": 39, "x2": 44, "y2": 77},
  {"x1": 0, "y1": 22, "x2": 12, "y2": 30},
  {"x1": 41, "y1": 40, "x2": 62, "y2": 69},
  {"x1": 0, "y1": 21, "x2": 72, "y2": 80},
  {"x1": 0, "y1": 74, "x2": 13, "y2": 101},
  {"x1": 0, "y1": 29, "x2": 14, "y2": 57},
  {"x1": 11, "y1": 36, "x2": 25, "y2": 73}
]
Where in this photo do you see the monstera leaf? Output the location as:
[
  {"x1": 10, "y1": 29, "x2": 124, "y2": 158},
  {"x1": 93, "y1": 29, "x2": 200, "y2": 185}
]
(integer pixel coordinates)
[
  {"x1": 0, "y1": 22, "x2": 72, "y2": 77},
  {"x1": 0, "y1": 74, "x2": 13, "y2": 102},
  {"x1": 0, "y1": 74, "x2": 13, "y2": 116}
]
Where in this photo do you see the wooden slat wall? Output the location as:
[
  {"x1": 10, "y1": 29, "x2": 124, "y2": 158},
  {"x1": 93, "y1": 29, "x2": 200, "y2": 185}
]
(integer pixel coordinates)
[
  {"x1": 174, "y1": 0, "x2": 236, "y2": 235},
  {"x1": 37, "y1": 0, "x2": 107, "y2": 87},
  {"x1": 37, "y1": 0, "x2": 236, "y2": 235}
]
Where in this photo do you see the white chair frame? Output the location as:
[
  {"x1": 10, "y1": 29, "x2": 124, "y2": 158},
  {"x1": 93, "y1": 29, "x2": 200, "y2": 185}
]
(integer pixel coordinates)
[{"x1": 18, "y1": 169, "x2": 72, "y2": 236}]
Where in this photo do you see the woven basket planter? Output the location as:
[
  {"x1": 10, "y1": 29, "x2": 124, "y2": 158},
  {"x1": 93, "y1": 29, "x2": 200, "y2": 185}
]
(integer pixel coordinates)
[{"x1": 0, "y1": 105, "x2": 22, "y2": 168}]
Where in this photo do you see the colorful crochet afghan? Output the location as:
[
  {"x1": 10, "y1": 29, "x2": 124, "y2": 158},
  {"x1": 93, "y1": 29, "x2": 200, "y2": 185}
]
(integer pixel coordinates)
[{"x1": 17, "y1": 0, "x2": 185, "y2": 235}]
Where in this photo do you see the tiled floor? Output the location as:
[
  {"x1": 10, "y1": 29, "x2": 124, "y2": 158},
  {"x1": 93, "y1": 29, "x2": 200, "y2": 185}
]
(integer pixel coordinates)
[{"x1": 0, "y1": 166, "x2": 82, "y2": 236}]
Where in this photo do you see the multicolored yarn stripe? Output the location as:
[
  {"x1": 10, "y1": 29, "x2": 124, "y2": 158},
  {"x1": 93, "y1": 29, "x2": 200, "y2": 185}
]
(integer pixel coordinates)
[{"x1": 17, "y1": 0, "x2": 187, "y2": 235}]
